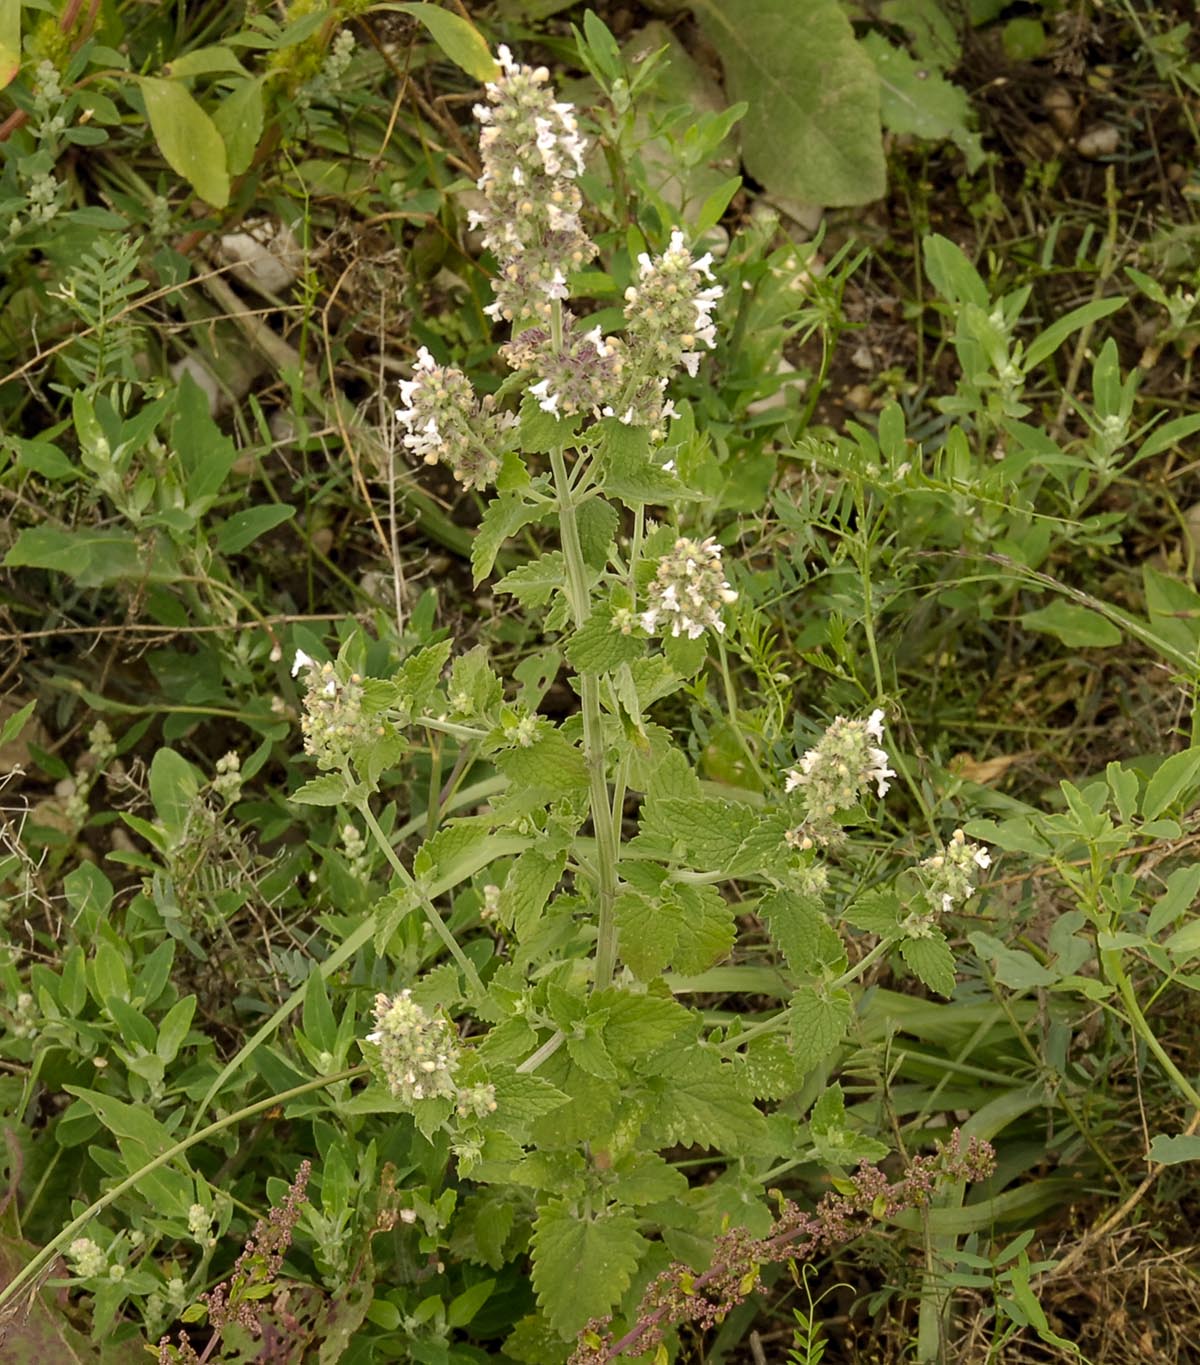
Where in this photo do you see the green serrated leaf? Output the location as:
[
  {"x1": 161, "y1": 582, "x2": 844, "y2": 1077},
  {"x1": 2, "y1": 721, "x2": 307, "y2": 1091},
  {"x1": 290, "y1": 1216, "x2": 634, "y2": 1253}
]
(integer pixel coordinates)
[
  {"x1": 758, "y1": 890, "x2": 823, "y2": 972},
  {"x1": 641, "y1": 795, "x2": 755, "y2": 871},
  {"x1": 395, "y1": 639, "x2": 453, "y2": 710},
  {"x1": 472, "y1": 493, "x2": 549, "y2": 586},
  {"x1": 502, "y1": 848, "x2": 566, "y2": 940},
  {"x1": 291, "y1": 772, "x2": 357, "y2": 807},
  {"x1": 494, "y1": 552, "x2": 565, "y2": 607},
  {"x1": 576, "y1": 497, "x2": 618, "y2": 571},
  {"x1": 496, "y1": 730, "x2": 588, "y2": 798},
  {"x1": 598, "y1": 421, "x2": 681, "y2": 507},
  {"x1": 614, "y1": 892, "x2": 679, "y2": 981},
  {"x1": 789, "y1": 986, "x2": 851, "y2": 1073},
  {"x1": 899, "y1": 933, "x2": 958, "y2": 997},
  {"x1": 532, "y1": 1202, "x2": 646, "y2": 1340},
  {"x1": 565, "y1": 605, "x2": 646, "y2": 675},
  {"x1": 863, "y1": 32, "x2": 983, "y2": 169}
]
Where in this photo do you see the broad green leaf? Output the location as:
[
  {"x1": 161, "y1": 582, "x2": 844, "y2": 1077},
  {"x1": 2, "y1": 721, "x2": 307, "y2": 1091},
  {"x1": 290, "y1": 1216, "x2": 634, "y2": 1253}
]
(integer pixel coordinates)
[
  {"x1": 789, "y1": 985, "x2": 850, "y2": 1073},
  {"x1": 1148, "y1": 865, "x2": 1200, "y2": 936},
  {"x1": 1163, "y1": 918, "x2": 1200, "y2": 962},
  {"x1": 576, "y1": 497, "x2": 618, "y2": 571},
  {"x1": 1021, "y1": 601, "x2": 1122, "y2": 648},
  {"x1": 149, "y1": 748, "x2": 201, "y2": 842},
  {"x1": 156, "y1": 995, "x2": 196, "y2": 1063},
  {"x1": 1141, "y1": 747, "x2": 1200, "y2": 821},
  {"x1": 693, "y1": 0, "x2": 884, "y2": 206},
  {"x1": 388, "y1": 3, "x2": 497, "y2": 81},
  {"x1": 164, "y1": 45, "x2": 247, "y2": 79},
  {"x1": 472, "y1": 492, "x2": 548, "y2": 585},
  {"x1": 496, "y1": 730, "x2": 587, "y2": 797},
  {"x1": 502, "y1": 848, "x2": 566, "y2": 940},
  {"x1": 531, "y1": 1202, "x2": 645, "y2": 1339},
  {"x1": 291, "y1": 772, "x2": 357, "y2": 807},
  {"x1": 64, "y1": 1087, "x2": 177, "y2": 1156},
  {"x1": 565, "y1": 604, "x2": 645, "y2": 675},
  {"x1": 302, "y1": 971, "x2": 337, "y2": 1054},
  {"x1": 899, "y1": 933, "x2": 958, "y2": 997},
  {"x1": 1147, "y1": 1133, "x2": 1200, "y2": 1165},
  {"x1": 140, "y1": 77, "x2": 230, "y2": 208},
  {"x1": 758, "y1": 890, "x2": 823, "y2": 973},
  {"x1": 212, "y1": 75, "x2": 265, "y2": 176},
  {"x1": 923, "y1": 233, "x2": 988, "y2": 309},
  {"x1": 1134, "y1": 413, "x2": 1200, "y2": 464},
  {"x1": 862, "y1": 33, "x2": 982, "y2": 169},
  {"x1": 494, "y1": 552, "x2": 564, "y2": 607},
  {"x1": 215, "y1": 504, "x2": 294, "y2": 554},
  {"x1": 598, "y1": 421, "x2": 681, "y2": 508},
  {"x1": 14, "y1": 438, "x2": 78, "y2": 481}
]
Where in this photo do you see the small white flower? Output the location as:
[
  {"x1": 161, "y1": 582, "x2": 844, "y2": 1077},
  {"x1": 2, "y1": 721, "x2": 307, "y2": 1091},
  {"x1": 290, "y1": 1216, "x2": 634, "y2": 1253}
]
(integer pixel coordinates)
[{"x1": 291, "y1": 648, "x2": 315, "y2": 677}]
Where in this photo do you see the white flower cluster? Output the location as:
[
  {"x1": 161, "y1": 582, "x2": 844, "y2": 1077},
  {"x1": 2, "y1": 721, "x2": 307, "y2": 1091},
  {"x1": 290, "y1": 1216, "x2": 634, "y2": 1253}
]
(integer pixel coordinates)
[
  {"x1": 784, "y1": 709, "x2": 896, "y2": 847},
  {"x1": 396, "y1": 346, "x2": 516, "y2": 490},
  {"x1": 501, "y1": 314, "x2": 624, "y2": 420},
  {"x1": 67, "y1": 1237, "x2": 108, "y2": 1279},
  {"x1": 917, "y1": 828, "x2": 992, "y2": 916},
  {"x1": 366, "y1": 990, "x2": 460, "y2": 1105},
  {"x1": 471, "y1": 45, "x2": 597, "y2": 324},
  {"x1": 292, "y1": 650, "x2": 382, "y2": 770},
  {"x1": 625, "y1": 229, "x2": 723, "y2": 380},
  {"x1": 641, "y1": 537, "x2": 738, "y2": 640},
  {"x1": 212, "y1": 751, "x2": 242, "y2": 804}
]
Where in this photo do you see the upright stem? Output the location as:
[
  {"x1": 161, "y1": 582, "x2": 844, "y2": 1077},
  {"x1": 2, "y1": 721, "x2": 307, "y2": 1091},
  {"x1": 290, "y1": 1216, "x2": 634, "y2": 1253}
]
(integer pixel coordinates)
[
  {"x1": 548, "y1": 440, "x2": 620, "y2": 990},
  {"x1": 357, "y1": 798, "x2": 487, "y2": 1001},
  {"x1": 1103, "y1": 949, "x2": 1200, "y2": 1111}
]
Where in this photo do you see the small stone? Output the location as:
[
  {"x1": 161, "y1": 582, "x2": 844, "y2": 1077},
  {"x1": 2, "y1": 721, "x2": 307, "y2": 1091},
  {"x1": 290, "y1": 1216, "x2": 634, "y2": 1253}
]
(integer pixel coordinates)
[{"x1": 1076, "y1": 123, "x2": 1120, "y2": 159}]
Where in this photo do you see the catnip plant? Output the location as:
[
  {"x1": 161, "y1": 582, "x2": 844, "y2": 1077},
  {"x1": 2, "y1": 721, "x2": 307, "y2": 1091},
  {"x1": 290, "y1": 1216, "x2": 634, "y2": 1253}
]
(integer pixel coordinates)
[
  {"x1": 276, "y1": 41, "x2": 1001, "y2": 1356},
  {"x1": 277, "y1": 40, "x2": 1001, "y2": 1356}
]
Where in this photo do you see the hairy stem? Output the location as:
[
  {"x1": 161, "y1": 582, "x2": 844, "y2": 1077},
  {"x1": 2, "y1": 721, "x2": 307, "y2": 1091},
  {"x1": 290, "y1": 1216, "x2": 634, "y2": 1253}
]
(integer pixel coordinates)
[{"x1": 548, "y1": 437, "x2": 620, "y2": 990}]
